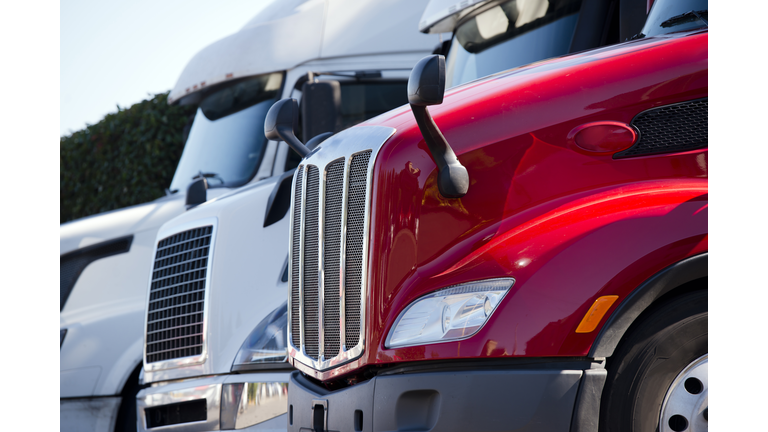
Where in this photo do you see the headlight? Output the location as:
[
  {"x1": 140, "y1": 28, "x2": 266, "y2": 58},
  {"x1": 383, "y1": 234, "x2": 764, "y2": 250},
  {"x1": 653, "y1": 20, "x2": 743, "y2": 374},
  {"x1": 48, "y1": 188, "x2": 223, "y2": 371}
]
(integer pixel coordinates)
[
  {"x1": 232, "y1": 302, "x2": 287, "y2": 368},
  {"x1": 385, "y1": 278, "x2": 514, "y2": 349}
]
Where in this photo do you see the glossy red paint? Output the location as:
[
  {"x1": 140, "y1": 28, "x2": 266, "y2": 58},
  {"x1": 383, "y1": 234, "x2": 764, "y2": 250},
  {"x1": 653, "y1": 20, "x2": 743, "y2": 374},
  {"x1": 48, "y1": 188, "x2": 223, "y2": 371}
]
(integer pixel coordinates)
[{"x1": 293, "y1": 30, "x2": 708, "y2": 382}]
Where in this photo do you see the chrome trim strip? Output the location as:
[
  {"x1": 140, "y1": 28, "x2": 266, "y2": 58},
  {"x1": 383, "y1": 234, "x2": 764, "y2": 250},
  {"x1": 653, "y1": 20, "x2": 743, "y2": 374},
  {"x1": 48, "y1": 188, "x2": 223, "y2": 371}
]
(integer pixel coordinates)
[
  {"x1": 357, "y1": 149, "x2": 375, "y2": 352},
  {"x1": 286, "y1": 165, "x2": 302, "y2": 359},
  {"x1": 299, "y1": 166, "x2": 308, "y2": 354},
  {"x1": 142, "y1": 217, "x2": 218, "y2": 372},
  {"x1": 287, "y1": 125, "x2": 396, "y2": 371}
]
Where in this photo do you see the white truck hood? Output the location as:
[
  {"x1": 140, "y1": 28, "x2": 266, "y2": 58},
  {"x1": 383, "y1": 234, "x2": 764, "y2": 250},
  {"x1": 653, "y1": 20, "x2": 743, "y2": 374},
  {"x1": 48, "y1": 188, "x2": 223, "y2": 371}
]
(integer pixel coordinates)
[
  {"x1": 169, "y1": 0, "x2": 437, "y2": 104},
  {"x1": 60, "y1": 196, "x2": 185, "y2": 255}
]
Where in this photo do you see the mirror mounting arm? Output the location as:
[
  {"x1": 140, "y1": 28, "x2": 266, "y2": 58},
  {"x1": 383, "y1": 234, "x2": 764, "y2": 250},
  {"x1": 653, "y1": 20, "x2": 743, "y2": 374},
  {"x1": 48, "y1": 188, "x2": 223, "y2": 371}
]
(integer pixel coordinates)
[
  {"x1": 409, "y1": 104, "x2": 468, "y2": 198},
  {"x1": 407, "y1": 55, "x2": 468, "y2": 198}
]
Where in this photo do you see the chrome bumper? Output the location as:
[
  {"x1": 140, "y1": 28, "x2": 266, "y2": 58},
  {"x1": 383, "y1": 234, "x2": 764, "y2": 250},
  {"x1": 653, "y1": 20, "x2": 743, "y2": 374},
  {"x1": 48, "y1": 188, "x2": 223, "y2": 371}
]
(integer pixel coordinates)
[{"x1": 137, "y1": 372, "x2": 290, "y2": 431}]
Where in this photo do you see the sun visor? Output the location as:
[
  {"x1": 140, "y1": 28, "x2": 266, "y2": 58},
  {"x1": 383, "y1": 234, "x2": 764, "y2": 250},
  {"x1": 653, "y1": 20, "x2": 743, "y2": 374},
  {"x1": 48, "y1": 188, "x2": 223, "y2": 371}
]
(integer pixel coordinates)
[
  {"x1": 419, "y1": 0, "x2": 490, "y2": 34},
  {"x1": 168, "y1": 0, "x2": 325, "y2": 105}
]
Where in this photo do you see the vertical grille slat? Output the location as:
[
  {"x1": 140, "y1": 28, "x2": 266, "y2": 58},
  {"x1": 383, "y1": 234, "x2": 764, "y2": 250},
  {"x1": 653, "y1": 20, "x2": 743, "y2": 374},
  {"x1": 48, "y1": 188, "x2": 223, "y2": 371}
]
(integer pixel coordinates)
[
  {"x1": 303, "y1": 166, "x2": 321, "y2": 359},
  {"x1": 290, "y1": 167, "x2": 304, "y2": 348},
  {"x1": 146, "y1": 226, "x2": 212, "y2": 363},
  {"x1": 344, "y1": 151, "x2": 371, "y2": 349},
  {"x1": 322, "y1": 159, "x2": 345, "y2": 357}
]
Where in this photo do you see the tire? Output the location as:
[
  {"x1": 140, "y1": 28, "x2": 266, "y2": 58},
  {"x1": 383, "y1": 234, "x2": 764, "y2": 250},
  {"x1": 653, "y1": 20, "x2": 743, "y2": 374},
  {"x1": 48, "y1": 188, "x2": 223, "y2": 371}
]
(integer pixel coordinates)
[{"x1": 599, "y1": 290, "x2": 708, "y2": 432}]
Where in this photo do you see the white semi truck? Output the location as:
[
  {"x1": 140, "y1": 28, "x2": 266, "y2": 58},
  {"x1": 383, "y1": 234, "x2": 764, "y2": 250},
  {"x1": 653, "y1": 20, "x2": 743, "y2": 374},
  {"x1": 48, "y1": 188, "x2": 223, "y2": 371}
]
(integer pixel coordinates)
[{"x1": 60, "y1": 0, "x2": 439, "y2": 431}]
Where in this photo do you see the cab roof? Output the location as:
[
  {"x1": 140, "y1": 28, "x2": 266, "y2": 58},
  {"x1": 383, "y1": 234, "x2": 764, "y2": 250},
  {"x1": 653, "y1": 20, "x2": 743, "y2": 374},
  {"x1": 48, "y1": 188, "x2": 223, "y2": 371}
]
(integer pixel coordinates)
[{"x1": 169, "y1": 0, "x2": 438, "y2": 105}]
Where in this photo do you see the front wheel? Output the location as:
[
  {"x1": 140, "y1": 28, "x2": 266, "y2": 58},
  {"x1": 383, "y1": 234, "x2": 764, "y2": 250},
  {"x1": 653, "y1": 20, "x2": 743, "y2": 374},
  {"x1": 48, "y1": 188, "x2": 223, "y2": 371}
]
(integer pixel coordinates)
[{"x1": 599, "y1": 290, "x2": 708, "y2": 432}]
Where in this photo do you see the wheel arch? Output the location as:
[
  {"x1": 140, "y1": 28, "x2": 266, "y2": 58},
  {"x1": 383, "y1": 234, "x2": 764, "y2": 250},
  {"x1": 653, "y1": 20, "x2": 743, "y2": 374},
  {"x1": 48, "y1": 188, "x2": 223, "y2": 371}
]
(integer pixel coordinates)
[{"x1": 589, "y1": 252, "x2": 708, "y2": 358}]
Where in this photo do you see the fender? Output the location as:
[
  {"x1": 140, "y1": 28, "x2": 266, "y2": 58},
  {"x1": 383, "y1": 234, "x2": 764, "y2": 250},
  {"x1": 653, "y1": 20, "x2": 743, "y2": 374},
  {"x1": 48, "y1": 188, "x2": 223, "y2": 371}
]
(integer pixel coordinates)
[
  {"x1": 366, "y1": 178, "x2": 708, "y2": 367},
  {"x1": 588, "y1": 252, "x2": 708, "y2": 358}
]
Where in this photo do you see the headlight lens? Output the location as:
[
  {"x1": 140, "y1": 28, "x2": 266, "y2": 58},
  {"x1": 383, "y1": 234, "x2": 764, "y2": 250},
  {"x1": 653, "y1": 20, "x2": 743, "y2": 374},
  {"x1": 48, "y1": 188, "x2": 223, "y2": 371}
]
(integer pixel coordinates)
[
  {"x1": 232, "y1": 302, "x2": 288, "y2": 367},
  {"x1": 385, "y1": 278, "x2": 514, "y2": 349}
]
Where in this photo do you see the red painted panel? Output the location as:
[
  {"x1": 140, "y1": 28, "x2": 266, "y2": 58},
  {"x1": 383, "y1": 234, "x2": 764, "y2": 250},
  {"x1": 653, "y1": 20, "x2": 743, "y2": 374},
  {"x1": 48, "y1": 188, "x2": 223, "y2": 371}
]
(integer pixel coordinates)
[{"x1": 293, "y1": 31, "x2": 708, "y2": 382}]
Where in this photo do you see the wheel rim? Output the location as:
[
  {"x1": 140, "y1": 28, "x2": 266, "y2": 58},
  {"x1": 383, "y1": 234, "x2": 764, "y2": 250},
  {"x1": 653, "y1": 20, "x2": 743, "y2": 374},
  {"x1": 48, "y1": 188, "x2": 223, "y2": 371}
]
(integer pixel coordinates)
[{"x1": 660, "y1": 353, "x2": 708, "y2": 432}]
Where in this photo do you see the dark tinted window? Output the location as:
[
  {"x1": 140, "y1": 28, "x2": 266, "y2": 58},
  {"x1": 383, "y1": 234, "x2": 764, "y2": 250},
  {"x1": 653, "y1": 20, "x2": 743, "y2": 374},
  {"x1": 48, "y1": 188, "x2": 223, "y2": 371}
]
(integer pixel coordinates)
[
  {"x1": 639, "y1": 0, "x2": 707, "y2": 39},
  {"x1": 170, "y1": 73, "x2": 284, "y2": 191},
  {"x1": 338, "y1": 81, "x2": 408, "y2": 130},
  {"x1": 446, "y1": 0, "x2": 581, "y2": 88},
  {"x1": 285, "y1": 80, "x2": 407, "y2": 170}
]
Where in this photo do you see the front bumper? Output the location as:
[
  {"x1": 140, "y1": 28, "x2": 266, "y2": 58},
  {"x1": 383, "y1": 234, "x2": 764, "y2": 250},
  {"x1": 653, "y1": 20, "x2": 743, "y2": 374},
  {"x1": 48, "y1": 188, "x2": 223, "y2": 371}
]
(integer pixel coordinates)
[
  {"x1": 288, "y1": 364, "x2": 606, "y2": 432},
  {"x1": 137, "y1": 372, "x2": 290, "y2": 431}
]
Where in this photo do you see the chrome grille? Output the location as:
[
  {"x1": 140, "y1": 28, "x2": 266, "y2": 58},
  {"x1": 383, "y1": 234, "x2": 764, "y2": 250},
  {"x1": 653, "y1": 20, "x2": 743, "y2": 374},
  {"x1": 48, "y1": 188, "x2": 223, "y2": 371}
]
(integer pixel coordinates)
[
  {"x1": 287, "y1": 125, "x2": 395, "y2": 371},
  {"x1": 145, "y1": 226, "x2": 212, "y2": 363},
  {"x1": 289, "y1": 152, "x2": 372, "y2": 362}
]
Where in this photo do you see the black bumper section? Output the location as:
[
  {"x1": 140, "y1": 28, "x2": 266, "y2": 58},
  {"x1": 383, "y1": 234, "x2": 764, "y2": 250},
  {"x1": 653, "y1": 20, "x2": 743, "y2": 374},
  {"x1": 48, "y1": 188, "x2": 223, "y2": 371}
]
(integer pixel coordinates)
[{"x1": 288, "y1": 367, "x2": 605, "y2": 432}]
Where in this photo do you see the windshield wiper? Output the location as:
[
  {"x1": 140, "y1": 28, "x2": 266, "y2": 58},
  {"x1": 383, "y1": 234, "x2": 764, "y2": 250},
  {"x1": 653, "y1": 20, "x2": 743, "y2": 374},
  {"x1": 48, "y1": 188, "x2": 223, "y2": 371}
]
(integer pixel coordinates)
[
  {"x1": 192, "y1": 171, "x2": 226, "y2": 187},
  {"x1": 661, "y1": 10, "x2": 708, "y2": 28}
]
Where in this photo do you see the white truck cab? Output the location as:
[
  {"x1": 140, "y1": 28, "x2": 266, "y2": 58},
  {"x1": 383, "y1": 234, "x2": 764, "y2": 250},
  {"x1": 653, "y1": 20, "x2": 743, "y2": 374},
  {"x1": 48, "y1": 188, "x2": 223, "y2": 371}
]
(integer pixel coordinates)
[
  {"x1": 61, "y1": 1, "x2": 438, "y2": 431},
  {"x1": 133, "y1": 1, "x2": 439, "y2": 431}
]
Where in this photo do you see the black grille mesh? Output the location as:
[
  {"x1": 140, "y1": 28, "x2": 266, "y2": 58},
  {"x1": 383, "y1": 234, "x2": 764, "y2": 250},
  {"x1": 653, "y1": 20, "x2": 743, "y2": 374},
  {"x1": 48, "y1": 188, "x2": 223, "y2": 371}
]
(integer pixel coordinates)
[
  {"x1": 344, "y1": 151, "x2": 371, "y2": 349},
  {"x1": 615, "y1": 98, "x2": 708, "y2": 158},
  {"x1": 323, "y1": 159, "x2": 345, "y2": 357},
  {"x1": 145, "y1": 226, "x2": 212, "y2": 363},
  {"x1": 303, "y1": 166, "x2": 320, "y2": 359},
  {"x1": 290, "y1": 167, "x2": 304, "y2": 348}
]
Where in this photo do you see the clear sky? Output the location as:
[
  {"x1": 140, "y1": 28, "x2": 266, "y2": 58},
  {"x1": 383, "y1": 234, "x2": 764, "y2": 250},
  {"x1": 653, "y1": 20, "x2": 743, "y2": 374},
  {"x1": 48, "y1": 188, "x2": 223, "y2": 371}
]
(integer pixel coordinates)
[{"x1": 60, "y1": 0, "x2": 272, "y2": 136}]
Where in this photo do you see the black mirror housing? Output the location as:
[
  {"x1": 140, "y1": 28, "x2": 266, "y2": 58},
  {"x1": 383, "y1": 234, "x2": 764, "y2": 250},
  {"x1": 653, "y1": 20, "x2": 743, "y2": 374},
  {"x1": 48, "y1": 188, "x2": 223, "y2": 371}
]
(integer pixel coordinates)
[
  {"x1": 301, "y1": 81, "x2": 340, "y2": 142},
  {"x1": 265, "y1": 98, "x2": 299, "y2": 141},
  {"x1": 186, "y1": 177, "x2": 208, "y2": 209},
  {"x1": 265, "y1": 99, "x2": 310, "y2": 158},
  {"x1": 407, "y1": 55, "x2": 446, "y2": 106}
]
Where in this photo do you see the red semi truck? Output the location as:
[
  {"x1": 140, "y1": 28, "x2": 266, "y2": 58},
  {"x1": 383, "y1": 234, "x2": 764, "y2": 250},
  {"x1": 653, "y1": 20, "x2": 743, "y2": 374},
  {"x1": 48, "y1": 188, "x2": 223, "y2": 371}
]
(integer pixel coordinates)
[{"x1": 278, "y1": 0, "x2": 708, "y2": 430}]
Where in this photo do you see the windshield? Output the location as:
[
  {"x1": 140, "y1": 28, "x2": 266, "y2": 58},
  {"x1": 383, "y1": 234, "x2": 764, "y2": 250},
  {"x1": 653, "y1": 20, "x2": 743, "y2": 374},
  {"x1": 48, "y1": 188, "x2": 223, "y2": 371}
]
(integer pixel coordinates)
[
  {"x1": 446, "y1": 0, "x2": 581, "y2": 88},
  {"x1": 169, "y1": 72, "x2": 283, "y2": 192},
  {"x1": 639, "y1": 0, "x2": 707, "y2": 39}
]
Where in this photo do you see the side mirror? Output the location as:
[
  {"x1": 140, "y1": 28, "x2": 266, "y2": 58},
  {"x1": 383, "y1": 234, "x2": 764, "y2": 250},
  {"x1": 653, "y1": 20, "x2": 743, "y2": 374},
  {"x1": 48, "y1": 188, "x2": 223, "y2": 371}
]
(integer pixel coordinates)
[
  {"x1": 186, "y1": 177, "x2": 208, "y2": 209},
  {"x1": 408, "y1": 55, "x2": 469, "y2": 198},
  {"x1": 301, "y1": 80, "x2": 341, "y2": 142},
  {"x1": 265, "y1": 99, "x2": 311, "y2": 158},
  {"x1": 408, "y1": 54, "x2": 446, "y2": 106}
]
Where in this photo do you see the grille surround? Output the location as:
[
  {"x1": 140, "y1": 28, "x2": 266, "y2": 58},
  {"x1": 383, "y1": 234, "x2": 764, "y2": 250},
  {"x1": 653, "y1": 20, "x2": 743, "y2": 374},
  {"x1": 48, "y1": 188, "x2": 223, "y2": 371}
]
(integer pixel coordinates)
[
  {"x1": 287, "y1": 126, "x2": 395, "y2": 372},
  {"x1": 144, "y1": 218, "x2": 217, "y2": 371}
]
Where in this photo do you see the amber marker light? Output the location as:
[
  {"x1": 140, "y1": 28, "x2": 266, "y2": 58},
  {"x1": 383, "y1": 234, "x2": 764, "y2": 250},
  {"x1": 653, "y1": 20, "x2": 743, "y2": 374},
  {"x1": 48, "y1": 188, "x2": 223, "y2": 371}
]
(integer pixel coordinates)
[{"x1": 575, "y1": 295, "x2": 619, "y2": 333}]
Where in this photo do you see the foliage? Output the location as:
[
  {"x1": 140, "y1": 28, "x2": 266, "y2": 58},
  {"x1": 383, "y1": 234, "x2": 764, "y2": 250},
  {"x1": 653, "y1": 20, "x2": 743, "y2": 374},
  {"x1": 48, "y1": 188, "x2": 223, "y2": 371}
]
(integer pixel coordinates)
[{"x1": 60, "y1": 92, "x2": 195, "y2": 223}]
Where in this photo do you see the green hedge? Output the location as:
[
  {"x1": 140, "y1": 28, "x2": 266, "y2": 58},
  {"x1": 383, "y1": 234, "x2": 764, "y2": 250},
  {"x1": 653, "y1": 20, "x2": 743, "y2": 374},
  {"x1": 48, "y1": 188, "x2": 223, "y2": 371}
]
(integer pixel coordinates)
[{"x1": 60, "y1": 92, "x2": 195, "y2": 223}]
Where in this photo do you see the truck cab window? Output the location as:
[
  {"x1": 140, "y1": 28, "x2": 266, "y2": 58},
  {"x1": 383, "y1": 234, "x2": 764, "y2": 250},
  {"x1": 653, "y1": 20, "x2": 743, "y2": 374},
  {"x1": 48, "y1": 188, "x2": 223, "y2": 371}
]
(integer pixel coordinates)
[
  {"x1": 446, "y1": 0, "x2": 581, "y2": 88},
  {"x1": 169, "y1": 72, "x2": 284, "y2": 192},
  {"x1": 638, "y1": 0, "x2": 708, "y2": 39},
  {"x1": 285, "y1": 79, "x2": 408, "y2": 170}
]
